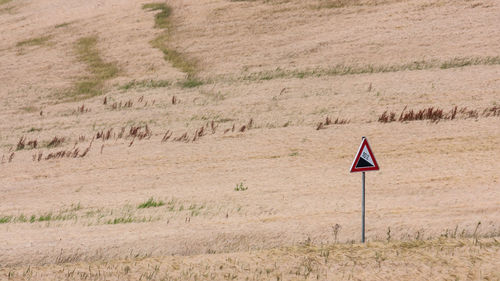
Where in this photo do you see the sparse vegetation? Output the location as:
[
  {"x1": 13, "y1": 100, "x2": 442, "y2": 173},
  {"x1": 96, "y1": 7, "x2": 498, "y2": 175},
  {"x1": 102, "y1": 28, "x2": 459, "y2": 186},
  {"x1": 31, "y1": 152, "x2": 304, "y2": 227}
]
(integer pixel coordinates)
[
  {"x1": 200, "y1": 90, "x2": 226, "y2": 102},
  {"x1": 16, "y1": 35, "x2": 52, "y2": 48},
  {"x1": 482, "y1": 105, "x2": 500, "y2": 117},
  {"x1": 16, "y1": 136, "x2": 38, "y2": 150},
  {"x1": 378, "y1": 106, "x2": 498, "y2": 123},
  {"x1": 106, "y1": 217, "x2": 134, "y2": 224},
  {"x1": 0, "y1": 199, "x2": 214, "y2": 228},
  {"x1": 54, "y1": 22, "x2": 71, "y2": 29},
  {"x1": 316, "y1": 116, "x2": 350, "y2": 130},
  {"x1": 309, "y1": 0, "x2": 403, "y2": 10},
  {"x1": 0, "y1": 206, "x2": 81, "y2": 224},
  {"x1": 163, "y1": 120, "x2": 222, "y2": 143},
  {"x1": 234, "y1": 182, "x2": 248, "y2": 191},
  {"x1": 75, "y1": 104, "x2": 91, "y2": 114},
  {"x1": 138, "y1": 197, "x2": 165, "y2": 209},
  {"x1": 68, "y1": 36, "x2": 119, "y2": 100},
  {"x1": 33, "y1": 140, "x2": 92, "y2": 161},
  {"x1": 0, "y1": 202, "x2": 165, "y2": 226},
  {"x1": 47, "y1": 136, "x2": 65, "y2": 148},
  {"x1": 26, "y1": 127, "x2": 42, "y2": 133},
  {"x1": 20, "y1": 106, "x2": 38, "y2": 112},
  {"x1": 179, "y1": 78, "x2": 204, "y2": 88},
  {"x1": 440, "y1": 56, "x2": 500, "y2": 69},
  {"x1": 236, "y1": 56, "x2": 500, "y2": 82},
  {"x1": 119, "y1": 79, "x2": 171, "y2": 90},
  {"x1": 0, "y1": 216, "x2": 12, "y2": 223},
  {"x1": 151, "y1": 34, "x2": 198, "y2": 77},
  {"x1": 142, "y1": 3, "x2": 172, "y2": 28},
  {"x1": 311, "y1": 0, "x2": 362, "y2": 9},
  {"x1": 1, "y1": 236, "x2": 499, "y2": 280},
  {"x1": 110, "y1": 99, "x2": 134, "y2": 110},
  {"x1": 144, "y1": 3, "x2": 199, "y2": 79}
]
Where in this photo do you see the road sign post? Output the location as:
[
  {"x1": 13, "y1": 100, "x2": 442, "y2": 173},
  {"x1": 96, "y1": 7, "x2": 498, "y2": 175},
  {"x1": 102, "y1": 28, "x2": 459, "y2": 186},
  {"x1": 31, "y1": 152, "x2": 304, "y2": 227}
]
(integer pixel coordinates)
[
  {"x1": 350, "y1": 137, "x2": 379, "y2": 243},
  {"x1": 362, "y1": 171, "x2": 365, "y2": 243}
]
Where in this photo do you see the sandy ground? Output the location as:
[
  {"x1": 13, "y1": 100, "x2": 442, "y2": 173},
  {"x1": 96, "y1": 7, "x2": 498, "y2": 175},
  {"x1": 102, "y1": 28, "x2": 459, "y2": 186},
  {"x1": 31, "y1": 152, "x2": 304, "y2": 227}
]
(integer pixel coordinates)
[{"x1": 0, "y1": 0, "x2": 499, "y2": 279}]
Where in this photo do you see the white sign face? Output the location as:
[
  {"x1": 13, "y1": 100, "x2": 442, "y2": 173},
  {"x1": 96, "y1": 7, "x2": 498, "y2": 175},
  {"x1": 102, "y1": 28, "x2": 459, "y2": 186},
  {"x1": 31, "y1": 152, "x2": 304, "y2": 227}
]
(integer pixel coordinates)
[{"x1": 359, "y1": 146, "x2": 374, "y2": 167}]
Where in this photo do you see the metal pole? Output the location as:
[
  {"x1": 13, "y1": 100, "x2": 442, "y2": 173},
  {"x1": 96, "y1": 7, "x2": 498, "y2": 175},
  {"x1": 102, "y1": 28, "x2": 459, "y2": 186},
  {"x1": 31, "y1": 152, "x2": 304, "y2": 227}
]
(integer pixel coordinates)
[
  {"x1": 362, "y1": 171, "x2": 365, "y2": 243},
  {"x1": 361, "y1": 136, "x2": 366, "y2": 243}
]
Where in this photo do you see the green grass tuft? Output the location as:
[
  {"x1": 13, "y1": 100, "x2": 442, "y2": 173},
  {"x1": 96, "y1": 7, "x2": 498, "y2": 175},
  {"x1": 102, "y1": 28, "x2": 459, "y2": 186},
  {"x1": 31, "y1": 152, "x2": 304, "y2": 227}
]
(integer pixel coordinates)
[
  {"x1": 107, "y1": 217, "x2": 134, "y2": 224},
  {"x1": 37, "y1": 213, "x2": 53, "y2": 222},
  {"x1": 144, "y1": 3, "x2": 198, "y2": 78},
  {"x1": 179, "y1": 78, "x2": 204, "y2": 88},
  {"x1": 17, "y1": 214, "x2": 27, "y2": 222},
  {"x1": 16, "y1": 35, "x2": 52, "y2": 48},
  {"x1": 234, "y1": 182, "x2": 248, "y2": 191},
  {"x1": 120, "y1": 79, "x2": 171, "y2": 90},
  {"x1": 54, "y1": 22, "x2": 71, "y2": 29},
  {"x1": 138, "y1": 197, "x2": 165, "y2": 209},
  {"x1": 150, "y1": 33, "x2": 198, "y2": 77},
  {"x1": 76, "y1": 36, "x2": 119, "y2": 80},
  {"x1": 67, "y1": 36, "x2": 119, "y2": 100},
  {"x1": 0, "y1": 216, "x2": 12, "y2": 223},
  {"x1": 142, "y1": 3, "x2": 172, "y2": 28}
]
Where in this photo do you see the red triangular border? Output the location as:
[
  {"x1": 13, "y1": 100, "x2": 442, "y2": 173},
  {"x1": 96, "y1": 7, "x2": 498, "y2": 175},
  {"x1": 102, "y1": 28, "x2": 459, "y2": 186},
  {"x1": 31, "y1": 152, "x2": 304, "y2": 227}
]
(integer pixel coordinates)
[{"x1": 350, "y1": 138, "x2": 379, "y2": 173}]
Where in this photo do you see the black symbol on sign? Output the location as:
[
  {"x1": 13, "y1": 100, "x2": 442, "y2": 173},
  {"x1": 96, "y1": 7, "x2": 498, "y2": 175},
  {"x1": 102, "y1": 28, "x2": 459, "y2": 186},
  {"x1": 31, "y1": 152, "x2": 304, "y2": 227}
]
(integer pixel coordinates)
[{"x1": 356, "y1": 157, "x2": 374, "y2": 168}]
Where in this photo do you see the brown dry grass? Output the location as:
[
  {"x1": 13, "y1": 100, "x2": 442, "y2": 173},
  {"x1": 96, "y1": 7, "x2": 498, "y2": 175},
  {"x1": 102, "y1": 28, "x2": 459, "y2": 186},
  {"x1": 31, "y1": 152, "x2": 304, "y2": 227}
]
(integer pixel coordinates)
[
  {"x1": 2, "y1": 238, "x2": 499, "y2": 280},
  {"x1": 0, "y1": 0, "x2": 499, "y2": 279}
]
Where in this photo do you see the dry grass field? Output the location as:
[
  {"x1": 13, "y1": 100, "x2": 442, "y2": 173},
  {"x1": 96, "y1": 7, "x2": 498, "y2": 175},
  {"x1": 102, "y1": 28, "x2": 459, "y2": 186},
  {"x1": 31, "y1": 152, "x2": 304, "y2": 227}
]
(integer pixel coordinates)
[{"x1": 0, "y1": 0, "x2": 499, "y2": 280}]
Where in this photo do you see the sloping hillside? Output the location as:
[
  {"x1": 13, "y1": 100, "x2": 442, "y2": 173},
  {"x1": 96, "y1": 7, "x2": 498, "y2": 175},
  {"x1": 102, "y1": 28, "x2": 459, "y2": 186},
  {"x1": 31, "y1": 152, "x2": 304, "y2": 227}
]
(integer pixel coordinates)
[{"x1": 0, "y1": 0, "x2": 499, "y2": 279}]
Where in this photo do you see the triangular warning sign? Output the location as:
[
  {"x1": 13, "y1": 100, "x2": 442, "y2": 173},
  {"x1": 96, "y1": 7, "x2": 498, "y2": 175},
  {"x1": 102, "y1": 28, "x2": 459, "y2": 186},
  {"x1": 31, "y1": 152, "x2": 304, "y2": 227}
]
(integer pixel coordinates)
[{"x1": 350, "y1": 138, "x2": 379, "y2": 172}]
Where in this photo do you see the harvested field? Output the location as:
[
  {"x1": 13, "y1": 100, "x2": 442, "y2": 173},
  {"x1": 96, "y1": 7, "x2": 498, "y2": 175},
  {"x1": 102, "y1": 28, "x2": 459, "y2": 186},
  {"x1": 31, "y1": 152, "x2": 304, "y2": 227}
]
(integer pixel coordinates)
[{"x1": 0, "y1": 0, "x2": 499, "y2": 279}]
